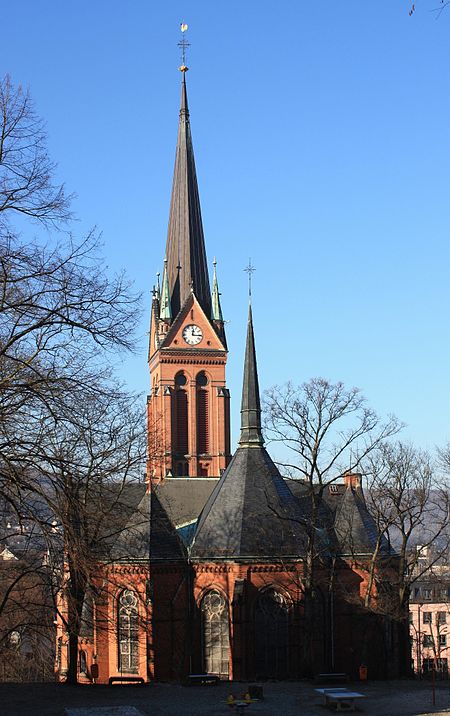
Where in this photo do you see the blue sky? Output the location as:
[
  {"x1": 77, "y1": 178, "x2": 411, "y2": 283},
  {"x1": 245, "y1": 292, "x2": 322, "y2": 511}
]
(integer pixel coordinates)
[{"x1": 2, "y1": 1, "x2": 450, "y2": 452}]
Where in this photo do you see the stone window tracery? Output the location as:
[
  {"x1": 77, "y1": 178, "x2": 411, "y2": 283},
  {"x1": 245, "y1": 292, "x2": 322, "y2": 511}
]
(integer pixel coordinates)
[
  {"x1": 118, "y1": 589, "x2": 139, "y2": 672},
  {"x1": 201, "y1": 590, "x2": 229, "y2": 677}
]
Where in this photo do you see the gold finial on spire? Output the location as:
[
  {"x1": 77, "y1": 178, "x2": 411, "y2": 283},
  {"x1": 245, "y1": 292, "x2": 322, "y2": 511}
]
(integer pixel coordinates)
[{"x1": 178, "y1": 23, "x2": 190, "y2": 72}]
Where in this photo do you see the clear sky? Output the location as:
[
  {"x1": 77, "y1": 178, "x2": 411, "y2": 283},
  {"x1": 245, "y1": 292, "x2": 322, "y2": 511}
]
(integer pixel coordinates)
[{"x1": 2, "y1": 1, "x2": 450, "y2": 453}]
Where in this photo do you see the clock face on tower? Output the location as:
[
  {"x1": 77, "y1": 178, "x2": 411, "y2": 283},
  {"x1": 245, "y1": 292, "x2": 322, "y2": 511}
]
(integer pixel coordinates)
[{"x1": 182, "y1": 324, "x2": 203, "y2": 345}]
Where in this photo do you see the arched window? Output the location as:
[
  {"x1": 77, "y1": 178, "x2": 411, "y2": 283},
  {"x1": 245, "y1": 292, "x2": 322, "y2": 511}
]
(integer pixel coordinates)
[
  {"x1": 201, "y1": 590, "x2": 229, "y2": 677},
  {"x1": 196, "y1": 372, "x2": 209, "y2": 454},
  {"x1": 80, "y1": 593, "x2": 94, "y2": 637},
  {"x1": 254, "y1": 589, "x2": 289, "y2": 679},
  {"x1": 118, "y1": 589, "x2": 139, "y2": 673},
  {"x1": 79, "y1": 649, "x2": 87, "y2": 674}
]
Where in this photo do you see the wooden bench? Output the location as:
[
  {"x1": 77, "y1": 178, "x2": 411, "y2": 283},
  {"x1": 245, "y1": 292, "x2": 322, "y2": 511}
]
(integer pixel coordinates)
[
  {"x1": 315, "y1": 688, "x2": 366, "y2": 712},
  {"x1": 184, "y1": 673, "x2": 220, "y2": 686},
  {"x1": 108, "y1": 675, "x2": 145, "y2": 686}
]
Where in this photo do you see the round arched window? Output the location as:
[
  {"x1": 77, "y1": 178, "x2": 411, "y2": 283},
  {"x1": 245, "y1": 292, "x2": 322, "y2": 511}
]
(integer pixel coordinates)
[
  {"x1": 175, "y1": 372, "x2": 187, "y2": 387},
  {"x1": 196, "y1": 371, "x2": 208, "y2": 387}
]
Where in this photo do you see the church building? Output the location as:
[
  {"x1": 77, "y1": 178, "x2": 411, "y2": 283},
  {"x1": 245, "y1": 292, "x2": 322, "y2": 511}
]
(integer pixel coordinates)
[{"x1": 56, "y1": 64, "x2": 408, "y2": 685}]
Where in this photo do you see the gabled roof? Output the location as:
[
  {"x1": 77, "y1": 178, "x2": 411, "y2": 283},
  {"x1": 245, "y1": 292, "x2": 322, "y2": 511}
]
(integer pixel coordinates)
[
  {"x1": 96, "y1": 483, "x2": 148, "y2": 561},
  {"x1": 108, "y1": 491, "x2": 150, "y2": 561},
  {"x1": 191, "y1": 305, "x2": 307, "y2": 560},
  {"x1": 164, "y1": 75, "x2": 211, "y2": 318},
  {"x1": 334, "y1": 486, "x2": 391, "y2": 556},
  {"x1": 158, "y1": 292, "x2": 226, "y2": 353},
  {"x1": 154, "y1": 478, "x2": 218, "y2": 528},
  {"x1": 149, "y1": 491, "x2": 186, "y2": 561},
  {"x1": 96, "y1": 482, "x2": 185, "y2": 563}
]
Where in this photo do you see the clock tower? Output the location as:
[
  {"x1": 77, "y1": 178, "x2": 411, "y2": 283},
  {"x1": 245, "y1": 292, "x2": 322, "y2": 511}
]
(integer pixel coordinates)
[{"x1": 147, "y1": 71, "x2": 231, "y2": 482}]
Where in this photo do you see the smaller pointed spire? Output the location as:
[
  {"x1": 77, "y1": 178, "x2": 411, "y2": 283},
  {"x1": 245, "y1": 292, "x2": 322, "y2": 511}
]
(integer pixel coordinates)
[
  {"x1": 159, "y1": 258, "x2": 172, "y2": 321},
  {"x1": 155, "y1": 272, "x2": 161, "y2": 302},
  {"x1": 211, "y1": 258, "x2": 223, "y2": 322},
  {"x1": 239, "y1": 304, "x2": 264, "y2": 447}
]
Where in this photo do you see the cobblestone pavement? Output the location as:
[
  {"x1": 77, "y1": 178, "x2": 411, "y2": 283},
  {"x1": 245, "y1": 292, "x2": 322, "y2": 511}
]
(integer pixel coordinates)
[{"x1": 1, "y1": 680, "x2": 450, "y2": 716}]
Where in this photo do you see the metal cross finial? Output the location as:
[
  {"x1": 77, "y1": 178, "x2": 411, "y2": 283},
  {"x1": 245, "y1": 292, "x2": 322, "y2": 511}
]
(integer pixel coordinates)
[
  {"x1": 244, "y1": 258, "x2": 256, "y2": 300},
  {"x1": 178, "y1": 23, "x2": 190, "y2": 71}
]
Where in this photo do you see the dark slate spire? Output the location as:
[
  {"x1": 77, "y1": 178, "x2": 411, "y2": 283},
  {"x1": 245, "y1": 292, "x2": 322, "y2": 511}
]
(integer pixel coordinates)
[
  {"x1": 190, "y1": 305, "x2": 308, "y2": 561},
  {"x1": 164, "y1": 73, "x2": 211, "y2": 318},
  {"x1": 239, "y1": 304, "x2": 264, "y2": 447}
]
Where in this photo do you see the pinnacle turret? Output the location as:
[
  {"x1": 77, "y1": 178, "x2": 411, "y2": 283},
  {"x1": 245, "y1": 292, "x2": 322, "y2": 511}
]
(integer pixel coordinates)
[
  {"x1": 211, "y1": 258, "x2": 223, "y2": 322},
  {"x1": 159, "y1": 258, "x2": 172, "y2": 321}
]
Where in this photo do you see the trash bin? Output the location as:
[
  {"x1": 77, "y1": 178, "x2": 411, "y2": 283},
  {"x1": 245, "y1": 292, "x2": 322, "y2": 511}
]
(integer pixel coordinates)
[{"x1": 359, "y1": 664, "x2": 367, "y2": 681}]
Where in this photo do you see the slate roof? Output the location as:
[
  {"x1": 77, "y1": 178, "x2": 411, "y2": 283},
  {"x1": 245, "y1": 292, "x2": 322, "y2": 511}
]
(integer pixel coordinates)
[
  {"x1": 154, "y1": 478, "x2": 218, "y2": 528},
  {"x1": 191, "y1": 447, "x2": 308, "y2": 559},
  {"x1": 95, "y1": 482, "x2": 185, "y2": 563},
  {"x1": 286, "y1": 479, "x2": 392, "y2": 557},
  {"x1": 334, "y1": 486, "x2": 391, "y2": 556},
  {"x1": 93, "y1": 482, "x2": 148, "y2": 561},
  {"x1": 149, "y1": 491, "x2": 186, "y2": 561},
  {"x1": 164, "y1": 74, "x2": 211, "y2": 318},
  {"x1": 191, "y1": 306, "x2": 308, "y2": 560}
]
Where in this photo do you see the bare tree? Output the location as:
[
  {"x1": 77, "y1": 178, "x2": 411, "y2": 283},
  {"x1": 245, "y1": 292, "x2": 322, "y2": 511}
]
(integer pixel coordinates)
[
  {"x1": 3, "y1": 383, "x2": 147, "y2": 684},
  {"x1": 409, "y1": 1, "x2": 450, "y2": 18},
  {"x1": 330, "y1": 442, "x2": 450, "y2": 676},
  {"x1": 263, "y1": 378, "x2": 400, "y2": 673},
  {"x1": 0, "y1": 546, "x2": 54, "y2": 682},
  {"x1": 0, "y1": 74, "x2": 145, "y2": 684},
  {"x1": 0, "y1": 74, "x2": 73, "y2": 229},
  {"x1": 362, "y1": 443, "x2": 449, "y2": 616}
]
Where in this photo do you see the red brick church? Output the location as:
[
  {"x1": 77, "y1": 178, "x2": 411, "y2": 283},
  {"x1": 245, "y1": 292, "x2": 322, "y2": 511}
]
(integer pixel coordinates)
[{"x1": 56, "y1": 67, "x2": 408, "y2": 684}]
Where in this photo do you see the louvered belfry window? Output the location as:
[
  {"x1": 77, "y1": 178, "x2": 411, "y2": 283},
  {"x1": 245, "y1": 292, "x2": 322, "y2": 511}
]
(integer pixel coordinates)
[
  {"x1": 175, "y1": 389, "x2": 188, "y2": 455},
  {"x1": 196, "y1": 372, "x2": 209, "y2": 454},
  {"x1": 201, "y1": 590, "x2": 229, "y2": 677},
  {"x1": 118, "y1": 590, "x2": 139, "y2": 673},
  {"x1": 254, "y1": 589, "x2": 289, "y2": 679},
  {"x1": 197, "y1": 390, "x2": 209, "y2": 453}
]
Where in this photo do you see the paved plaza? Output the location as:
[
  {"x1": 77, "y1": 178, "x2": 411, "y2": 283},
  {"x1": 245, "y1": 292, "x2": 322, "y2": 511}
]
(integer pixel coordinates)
[{"x1": 1, "y1": 680, "x2": 450, "y2": 716}]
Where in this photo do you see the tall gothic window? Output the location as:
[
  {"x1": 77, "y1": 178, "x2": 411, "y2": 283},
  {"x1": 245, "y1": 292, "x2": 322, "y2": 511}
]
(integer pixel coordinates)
[
  {"x1": 196, "y1": 372, "x2": 209, "y2": 454},
  {"x1": 254, "y1": 589, "x2": 289, "y2": 679},
  {"x1": 80, "y1": 593, "x2": 94, "y2": 638},
  {"x1": 118, "y1": 589, "x2": 139, "y2": 672},
  {"x1": 201, "y1": 590, "x2": 229, "y2": 677},
  {"x1": 79, "y1": 649, "x2": 87, "y2": 674}
]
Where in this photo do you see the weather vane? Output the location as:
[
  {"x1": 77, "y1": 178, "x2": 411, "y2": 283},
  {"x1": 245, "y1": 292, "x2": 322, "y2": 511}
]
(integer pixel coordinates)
[
  {"x1": 178, "y1": 23, "x2": 190, "y2": 72},
  {"x1": 244, "y1": 258, "x2": 256, "y2": 300}
]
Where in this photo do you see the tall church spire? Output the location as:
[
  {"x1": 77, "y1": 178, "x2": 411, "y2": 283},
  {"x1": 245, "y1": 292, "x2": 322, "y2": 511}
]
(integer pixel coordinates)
[
  {"x1": 164, "y1": 73, "x2": 211, "y2": 318},
  {"x1": 239, "y1": 304, "x2": 264, "y2": 447}
]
